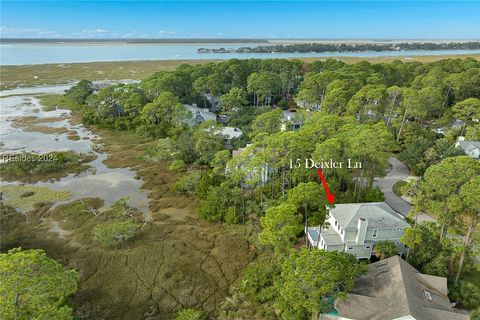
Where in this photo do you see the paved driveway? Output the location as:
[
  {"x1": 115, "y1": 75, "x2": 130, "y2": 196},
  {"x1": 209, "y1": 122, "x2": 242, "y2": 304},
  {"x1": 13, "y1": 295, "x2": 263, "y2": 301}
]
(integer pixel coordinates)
[{"x1": 373, "y1": 157, "x2": 412, "y2": 217}]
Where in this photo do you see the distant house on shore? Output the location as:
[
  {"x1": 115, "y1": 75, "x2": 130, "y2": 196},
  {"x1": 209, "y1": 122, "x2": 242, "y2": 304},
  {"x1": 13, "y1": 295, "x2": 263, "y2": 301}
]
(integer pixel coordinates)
[
  {"x1": 307, "y1": 202, "x2": 409, "y2": 259},
  {"x1": 322, "y1": 255, "x2": 469, "y2": 320},
  {"x1": 455, "y1": 137, "x2": 480, "y2": 160}
]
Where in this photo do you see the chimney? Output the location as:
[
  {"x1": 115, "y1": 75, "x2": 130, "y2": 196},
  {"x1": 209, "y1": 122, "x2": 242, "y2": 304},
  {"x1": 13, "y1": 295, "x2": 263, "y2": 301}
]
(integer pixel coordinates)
[{"x1": 356, "y1": 218, "x2": 368, "y2": 244}]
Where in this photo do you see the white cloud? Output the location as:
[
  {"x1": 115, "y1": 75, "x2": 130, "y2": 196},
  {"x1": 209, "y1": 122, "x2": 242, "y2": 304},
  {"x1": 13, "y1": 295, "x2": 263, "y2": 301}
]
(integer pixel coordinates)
[
  {"x1": 70, "y1": 28, "x2": 112, "y2": 37},
  {"x1": 0, "y1": 26, "x2": 57, "y2": 37},
  {"x1": 157, "y1": 30, "x2": 176, "y2": 36}
]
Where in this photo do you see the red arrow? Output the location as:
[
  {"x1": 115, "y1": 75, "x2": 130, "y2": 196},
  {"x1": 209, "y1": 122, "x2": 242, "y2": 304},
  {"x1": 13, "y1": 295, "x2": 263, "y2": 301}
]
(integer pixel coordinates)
[{"x1": 316, "y1": 169, "x2": 335, "y2": 204}]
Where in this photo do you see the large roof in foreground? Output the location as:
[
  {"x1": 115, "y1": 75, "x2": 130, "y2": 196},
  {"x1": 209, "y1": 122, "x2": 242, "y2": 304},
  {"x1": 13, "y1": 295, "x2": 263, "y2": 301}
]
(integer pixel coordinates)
[
  {"x1": 334, "y1": 256, "x2": 469, "y2": 320},
  {"x1": 330, "y1": 202, "x2": 409, "y2": 230}
]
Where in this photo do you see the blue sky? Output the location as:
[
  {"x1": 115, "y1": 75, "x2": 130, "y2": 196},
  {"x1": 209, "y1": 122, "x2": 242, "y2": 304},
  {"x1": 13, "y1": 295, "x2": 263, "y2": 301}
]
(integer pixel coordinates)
[{"x1": 1, "y1": 1, "x2": 479, "y2": 39}]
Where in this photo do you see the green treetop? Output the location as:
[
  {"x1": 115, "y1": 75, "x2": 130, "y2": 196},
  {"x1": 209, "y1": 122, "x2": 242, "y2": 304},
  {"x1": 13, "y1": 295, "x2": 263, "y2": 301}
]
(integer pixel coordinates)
[
  {"x1": 0, "y1": 248, "x2": 78, "y2": 320},
  {"x1": 275, "y1": 248, "x2": 363, "y2": 320}
]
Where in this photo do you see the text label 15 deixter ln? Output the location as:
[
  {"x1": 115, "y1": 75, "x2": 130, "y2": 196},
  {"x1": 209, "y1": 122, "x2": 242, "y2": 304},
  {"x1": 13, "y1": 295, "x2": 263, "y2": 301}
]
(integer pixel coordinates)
[{"x1": 289, "y1": 158, "x2": 362, "y2": 169}]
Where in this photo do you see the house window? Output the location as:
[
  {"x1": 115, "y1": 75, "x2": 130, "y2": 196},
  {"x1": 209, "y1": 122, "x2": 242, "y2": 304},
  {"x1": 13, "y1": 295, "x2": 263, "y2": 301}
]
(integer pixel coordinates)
[
  {"x1": 347, "y1": 246, "x2": 354, "y2": 251},
  {"x1": 335, "y1": 220, "x2": 338, "y2": 227},
  {"x1": 365, "y1": 246, "x2": 371, "y2": 249},
  {"x1": 372, "y1": 229, "x2": 378, "y2": 238}
]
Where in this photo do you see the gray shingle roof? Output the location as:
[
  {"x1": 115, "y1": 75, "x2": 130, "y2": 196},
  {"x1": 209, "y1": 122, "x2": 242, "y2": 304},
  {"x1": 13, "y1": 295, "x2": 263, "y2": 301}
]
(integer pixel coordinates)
[
  {"x1": 457, "y1": 140, "x2": 480, "y2": 153},
  {"x1": 330, "y1": 202, "x2": 409, "y2": 231},
  {"x1": 334, "y1": 256, "x2": 469, "y2": 320}
]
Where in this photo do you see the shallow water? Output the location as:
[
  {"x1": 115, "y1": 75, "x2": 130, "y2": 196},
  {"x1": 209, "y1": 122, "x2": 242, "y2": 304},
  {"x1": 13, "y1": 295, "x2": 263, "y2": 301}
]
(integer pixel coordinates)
[
  {"x1": 0, "y1": 92, "x2": 149, "y2": 215},
  {"x1": 0, "y1": 84, "x2": 71, "y2": 97},
  {"x1": 1, "y1": 43, "x2": 480, "y2": 65}
]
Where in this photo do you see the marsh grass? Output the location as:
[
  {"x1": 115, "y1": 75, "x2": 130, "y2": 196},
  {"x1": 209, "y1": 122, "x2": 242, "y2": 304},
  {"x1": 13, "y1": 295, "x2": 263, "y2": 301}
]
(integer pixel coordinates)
[
  {"x1": 0, "y1": 151, "x2": 96, "y2": 183},
  {"x1": 1, "y1": 60, "x2": 217, "y2": 90},
  {"x1": 36, "y1": 94, "x2": 78, "y2": 111},
  {"x1": 11, "y1": 115, "x2": 71, "y2": 134},
  {"x1": 1, "y1": 127, "x2": 257, "y2": 319},
  {"x1": 0, "y1": 185, "x2": 71, "y2": 212},
  {"x1": 2, "y1": 55, "x2": 478, "y2": 90}
]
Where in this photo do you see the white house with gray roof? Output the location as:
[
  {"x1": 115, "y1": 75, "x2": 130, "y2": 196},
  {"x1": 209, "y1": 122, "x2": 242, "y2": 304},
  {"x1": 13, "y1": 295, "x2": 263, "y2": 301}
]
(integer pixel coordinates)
[
  {"x1": 307, "y1": 202, "x2": 410, "y2": 259},
  {"x1": 456, "y1": 137, "x2": 480, "y2": 160},
  {"x1": 323, "y1": 255, "x2": 469, "y2": 320}
]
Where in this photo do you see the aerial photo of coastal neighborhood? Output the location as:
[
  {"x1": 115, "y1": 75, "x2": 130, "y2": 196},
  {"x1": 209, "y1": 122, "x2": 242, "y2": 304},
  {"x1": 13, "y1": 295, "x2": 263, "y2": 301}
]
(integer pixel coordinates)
[{"x1": 0, "y1": 1, "x2": 479, "y2": 319}]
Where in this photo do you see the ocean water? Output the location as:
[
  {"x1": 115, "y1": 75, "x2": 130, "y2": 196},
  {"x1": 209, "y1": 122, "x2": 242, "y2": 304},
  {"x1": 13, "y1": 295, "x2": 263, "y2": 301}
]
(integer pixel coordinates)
[{"x1": 1, "y1": 43, "x2": 479, "y2": 65}]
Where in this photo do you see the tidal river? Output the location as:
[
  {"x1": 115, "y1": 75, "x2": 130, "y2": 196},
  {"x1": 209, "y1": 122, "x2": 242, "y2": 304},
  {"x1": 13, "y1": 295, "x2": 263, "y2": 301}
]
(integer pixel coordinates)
[
  {"x1": 1, "y1": 42, "x2": 480, "y2": 65},
  {"x1": 0, "y1": 84, "x2": 149, "y2": 214}
]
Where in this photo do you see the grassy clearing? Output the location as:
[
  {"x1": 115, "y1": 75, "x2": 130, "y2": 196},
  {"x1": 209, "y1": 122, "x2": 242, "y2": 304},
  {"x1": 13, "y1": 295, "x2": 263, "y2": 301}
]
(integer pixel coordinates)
[
  {"x1": 36, "y1": 94, "x2": 77, "y2": 111},
  {"x1": 2, "y1": 54, "x2": 478, "y2": 90},
  {"x1": 0, "y1": 185, "x2": 71, "y2": 212}
]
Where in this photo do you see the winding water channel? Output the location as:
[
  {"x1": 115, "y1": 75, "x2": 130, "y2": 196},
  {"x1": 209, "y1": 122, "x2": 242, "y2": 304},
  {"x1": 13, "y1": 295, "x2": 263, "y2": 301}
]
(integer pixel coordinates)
[{"x1": 0, "y1": 84, "x2": 149, "y2": 214}]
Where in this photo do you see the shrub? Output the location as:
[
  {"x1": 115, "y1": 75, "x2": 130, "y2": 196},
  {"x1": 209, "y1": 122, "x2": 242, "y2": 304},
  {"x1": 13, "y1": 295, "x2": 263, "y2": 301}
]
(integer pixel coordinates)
[
  {"x1": 169, "y1": 160, "x2": 186, "y2": 173},
  {"x1": 471, "y1": 307, "x2": 480, "y2": 320},
  {"x1": 449, "y1": 281, "x2": 480, "y2": 309},
  {"x1": 135, "y1": 124, "x2": 169, "y2": 139},
  {"x1": 225, "y1": 207, "x2": 241, "y2": 224},
  {"x1": 361, "y1": 187, "x2": 385, "y2": 202},
  {"x1": 239, "y1": 261, "x2": 279, "y2": 303},
  {"x1": 175, "y1": 308, "x2": 205, "y2": 320},
  {"x1": 92, "y1": 220, "x2": 140, "y2": 247},
  {"x1": 65, "y1": 79, "x2": 94, "y2": 105},
  {"x1": 173, "y1": 170, "x2": 202, "y2": 193},
  {"x1": 422, "y1": 253, "x2": 450, "y2": 277},
  {"x1": 392, "y1": 180, "x2": 407, "y2": 197},
  {"x1": 374, "y1": 240, "x2": 399, "y2": 260}
]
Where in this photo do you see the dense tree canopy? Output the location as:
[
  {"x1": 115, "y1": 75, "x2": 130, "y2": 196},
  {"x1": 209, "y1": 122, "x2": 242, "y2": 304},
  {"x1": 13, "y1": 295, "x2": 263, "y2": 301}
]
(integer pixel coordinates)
[
  {"x1": 276, "y1": 249, "x2": 363, "y2": 320},
  {"x1": 0, "y1": 248, "x2": 78, "y2": 320}
]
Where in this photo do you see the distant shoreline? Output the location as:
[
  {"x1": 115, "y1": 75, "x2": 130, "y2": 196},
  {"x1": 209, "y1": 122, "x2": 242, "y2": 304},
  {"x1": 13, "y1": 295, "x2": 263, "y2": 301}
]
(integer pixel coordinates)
[
  {"x1": 0, "y1": 38, "x2": 269, "y2": 44},
  {"x1": 197, "y1": 41, "x2": 480, "y2": 54},
  {"x1": 1, "y1": 38, "x2": 479, "y2": 45}
]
